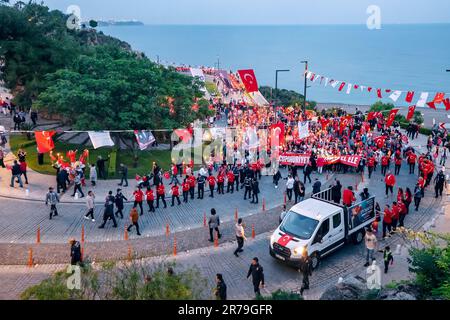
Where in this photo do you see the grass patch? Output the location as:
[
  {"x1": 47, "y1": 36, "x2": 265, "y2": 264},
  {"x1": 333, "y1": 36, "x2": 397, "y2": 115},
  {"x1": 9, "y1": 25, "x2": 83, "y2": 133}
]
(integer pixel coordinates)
[
  {"x1": 9, "y1": 134, "x2": 172, "y2": 178},
  {"x1": 205, "y1": 81, "x2": 221, "y2": 97}
]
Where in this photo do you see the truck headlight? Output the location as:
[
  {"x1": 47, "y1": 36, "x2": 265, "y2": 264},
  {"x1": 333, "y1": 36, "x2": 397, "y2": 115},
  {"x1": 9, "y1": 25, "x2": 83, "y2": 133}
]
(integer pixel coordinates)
[{"x1": 293, "y1": 246, "x2": 306, "y2": 256}]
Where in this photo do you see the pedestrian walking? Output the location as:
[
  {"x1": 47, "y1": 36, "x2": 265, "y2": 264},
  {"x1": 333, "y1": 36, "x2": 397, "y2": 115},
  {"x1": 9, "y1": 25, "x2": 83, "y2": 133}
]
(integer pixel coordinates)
[
  {"x1": 214, "y1": 274, "x2": 227, "y2": 300},
  {"x1": 380, "y1": 246, "x2": 394, "y2": 274},
  {"x1": 303, "y1": 162, "x2": 312, "y2": 184},
  {"x1": 45, "y1": 187, "x2": 60, "y2": 220},
  {"x1": 99, "y1": 191, "x2": 118, "y2": 229},
  {"x1": 251, "y1": 178, "x2": 259, "y2": 204},
  {"x1": 414, "y1": 184, "x2": 424, "y2": 211},
  {"x1": 170, "y1": 184, "x2": 181, "y2": 206},
  {"x1": 145, "y1": 186, "x2": 155, "y2": 212},
  {"x1": 208, "y1": 208, "x2": 221, "y2": 242},
  {"x1": 382, "y1": 204, "x2": 392, "y2": 238},
  {"x1": 312, "y1": 178, "x2": 321, "y2": 194},
  {"x1": 299, "y1": 250, "x2": 313, "y2": 295},
  {"x1": 226, "y1": 170, "x2": 235, "y2": 193},
  {"x1": 115, "y1": 188, "x2": 127, "y2": 218},
  {"x1": 243, "y1": 175, "x2": 252, "y2": 200},
  {"x1": 197, "y1": 174, "x2": 205, "y2": 199},
  {"x1": 331, "y1": 180, "x2": 342, "y2": 204},
  {"x1": 207, "y1": 174, "x2": 216, "y2": 198},
  {"x1": 247, "y1": 257, "x2": 265, "y2": 298},
  {"x1": 391, "y1": 202, "x2": 400, "y2": 232},
  {"x1": 156, "y1": 182, "x2": 167, "y2": 208},
  {"x1": 384, "y1": 171, "x2": 396, "y2": 198},
  {"x1": 118, "y1": 163, "x2": 128, "y2": 187},
  {"x1": 364, "y1": 228, "x2": 378, "y2": 267},
  {"x1": 133, "y1": 187, "x2": 144, "y2": 215},
  {"x1": 434, "y1": 169, "x2": 446, "y2": 198},
  {"x1": 71, "y1": 172, "x2": 85, "y2": 198},
  {"x1": 182, "y1": 178, "x2": 190, "y2": 203},
  {"x1": 19, "y1": 160, "x2": 28, "y2": 184},
  {"x1": 96, "y1": 155, "x2": 109, "y2": 180},
  {"x1": 188, "y1": 174, "x2": 196, "y2": 199},
  {"x1": 233, "y1": 218, "x2": 246, "y2": 257},
  {"x1": 127, "y1": 207, "x2": 141, "y2": 236},
  {"x1": 84, "y1": 191, "x2": 95, "y2": 222},
  {"x1": 57, "y1": 167, "x2": 69, "y2": 194},
  {"x1": 286, "y1": 175, "x2": 294, "y2": 201},
  {"x1": 10, "y1": 160, "x2": 23, "y2": 188},
  {"x1": 343, "y1": 186, "x2": 356, "y2": 207}
]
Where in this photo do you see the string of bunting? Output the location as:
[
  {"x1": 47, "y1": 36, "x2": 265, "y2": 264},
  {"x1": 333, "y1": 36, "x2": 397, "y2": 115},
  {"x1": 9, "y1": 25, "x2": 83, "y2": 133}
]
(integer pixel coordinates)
[{"x1": 305, "y1": 70, "x2": 450, "y2": 111}]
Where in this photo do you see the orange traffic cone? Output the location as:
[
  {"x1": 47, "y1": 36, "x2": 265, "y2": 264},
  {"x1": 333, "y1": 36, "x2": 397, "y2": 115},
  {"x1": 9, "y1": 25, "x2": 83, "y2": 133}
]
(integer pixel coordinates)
[
  {"x1": 27, "y1": 248, "x2": 33, "y2": 268},
  {"x1": 124, "y1": 226, "x2": 129, "y2": 241},
  {"x1": 166, "y1": 223, "x2": 170, "y2": 237},
  {"x1": 262, "y1": 198, "x2": 266, "y2": 211},
  {"x1": 214, "y1": 233, "x2": 219, "y2": 248},
  {"x1": 234, "y1": 208, "x2": 238, "y2": 222},
  {"x1": 36, "y1": 226, "x2": 40, "y2": 244},
  {"x1": 252, "y1": 224, "x2": 256, "y2": 239},
  {"x1": 173, "y1": 235, "x2": 177, "y2": 256},
  {"x1": 81, "y1": 224, "x2": 85, "y2": 243}
]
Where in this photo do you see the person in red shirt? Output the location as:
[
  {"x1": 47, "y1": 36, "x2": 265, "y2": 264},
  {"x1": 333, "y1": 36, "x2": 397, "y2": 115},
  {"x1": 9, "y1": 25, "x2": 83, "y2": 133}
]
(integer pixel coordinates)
[
  {"x1": 367, "y1": 156, "x2": 375, "y2": 179},
  {"x1": 19, "y1": 160, "x2": 28, "y2": 184},
  {"x1": 207, "y1": 174, "x2": 216, "y2": 198},
  {"x1": 394, "y1": 155, "x2": 402, "y2": 175},
  {"x1": 227, "y1": 170, "x2": 235, "y2": 193},
  {"x1": 398, "y1": 201, "x2": 407, "y2": 228},
  {"x1": 342, "y1": 186, "x2": 356, "y2": 207},
  {"x1": 217, "y1": 172, "x2": 225, "y2": 194},
  {"x1": 182, "y1": 178, "x2": 190, "y2": 203},
  {"x1": 133, "y1": 187, "x2": 144, "y2": 215},
  {"x1": 146, "y1": 187, "x2": 155, "y2": 213},
  {"x1": 407, "y1": 152, "x2": 417, "y2": 174},
  {"x1": 385, "y1": 171, "x2": 396, "y2": 198},
  {"x1": 381, "y1": 155, "x2": 390, "y2": 175},
  {"x1": 156, "y1": 182, "x2": 167, "y2": 209},
  {"x1": 383, "y1": 204, "x2": 392, "y2": 238},
  {"x1": 187, "y1": 175, "x2": 196, "y2": 199},
  {"x1": 171, "y1": 184, "x2": 181, "y2": 206},
  {"x1": 391, "y1": 201, "x2": 400, "y2": 232}
]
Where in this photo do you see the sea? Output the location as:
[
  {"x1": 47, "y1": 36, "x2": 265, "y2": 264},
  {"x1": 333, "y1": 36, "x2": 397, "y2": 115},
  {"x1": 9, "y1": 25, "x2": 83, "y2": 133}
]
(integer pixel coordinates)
[{"x1": 98, "y1": 24, "x2": 450, "y2": 106}]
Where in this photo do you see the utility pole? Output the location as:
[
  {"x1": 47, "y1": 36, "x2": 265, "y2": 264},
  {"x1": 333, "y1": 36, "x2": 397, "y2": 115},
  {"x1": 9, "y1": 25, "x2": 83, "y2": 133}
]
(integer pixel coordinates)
[
  {"x1": 301, "y1": 61, "x2": 308, "y2": 115},
  {"x1": 274, "y1": 69, "x2": 290, "y2": 121}
]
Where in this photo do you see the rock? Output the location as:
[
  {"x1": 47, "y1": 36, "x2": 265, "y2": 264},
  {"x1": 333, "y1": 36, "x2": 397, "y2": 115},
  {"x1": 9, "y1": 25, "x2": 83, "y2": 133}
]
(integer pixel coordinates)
[
  {"x1": 320, "y1": 276, "x2": 369, "y2": 300},
  {"x1": 382, "y1": 291, "x2": 416, "y2": 300}
]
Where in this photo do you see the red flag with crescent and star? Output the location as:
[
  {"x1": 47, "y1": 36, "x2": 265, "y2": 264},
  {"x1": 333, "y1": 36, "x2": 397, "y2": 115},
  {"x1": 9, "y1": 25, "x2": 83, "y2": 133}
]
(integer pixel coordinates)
[
  {"x1": 35, "y1": 131, "x2": 56, "y2": 154},
  {"x1": 238, "y1": 69, "x2": 259, "y2": 93},
  {"x1": 277, "y1": 234, "x2": 294, "y2": 246},
  {"x1": 386, "y1": 109, "x2": 399, "y2": 127},
  {"x1": 406, "y1": 105, "x2": 416, "y2": 121}
]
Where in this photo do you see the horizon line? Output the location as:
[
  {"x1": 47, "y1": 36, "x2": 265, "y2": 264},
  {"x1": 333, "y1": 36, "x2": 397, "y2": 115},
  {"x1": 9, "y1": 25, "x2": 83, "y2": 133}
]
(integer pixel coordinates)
[{"x1": 96, "y1": 22, "x2": 450, "y2": 27}]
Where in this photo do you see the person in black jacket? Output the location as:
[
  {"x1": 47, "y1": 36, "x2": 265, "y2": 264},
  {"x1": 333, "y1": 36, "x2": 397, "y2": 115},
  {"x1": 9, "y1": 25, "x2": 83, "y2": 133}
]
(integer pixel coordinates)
[
  {"x1": 115, "y1": 188, "x2": 128, "y2": 219},
  {"x1": 331, "y1": 180, "x2": 342, "y2": 204},
  {"x1": 96, "y1": 155, "x2": 109, "y2": 180},
  {"x1": 99, "y1": 191, "x2": 117, "y2": 228},
  {"x1": 215, "y1": 273, "x2": 227, "y2": 300},
  {"x1": 247, "y1": 257, "x2": 265, "y2": 298},
  {"x1": 299, "y1": 250, "x2": 313, "y2": 295},
  {"x1": 56, "y1": 168, "x2": 70, "y2": 194},
  {"x1": 69, "y1": 238, "x2": 82, "y2": 266},
  {"x1": 303, "y1": 162, "x2": 312, "y2": 184},
  {"x1": 251, "y1": 178, "x2": 259, "y2": 204},
  {"x1": 10, "y1": 160, "x2": 23, "y2": 188}
]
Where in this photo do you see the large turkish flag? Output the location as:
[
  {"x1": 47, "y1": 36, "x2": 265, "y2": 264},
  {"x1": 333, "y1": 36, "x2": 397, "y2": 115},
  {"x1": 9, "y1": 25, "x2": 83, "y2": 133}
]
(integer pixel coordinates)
[
  {"x1": 238, "y1": 69, "x2": 259, "y2": 93},
  {"x1": 35, "y1": 131, "x2": 56, "y2": 154}
]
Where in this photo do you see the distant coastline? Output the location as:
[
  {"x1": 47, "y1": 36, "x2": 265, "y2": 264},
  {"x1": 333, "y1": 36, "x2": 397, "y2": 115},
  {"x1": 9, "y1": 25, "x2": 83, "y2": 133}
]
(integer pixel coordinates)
[{"x1": 94, "y1": 20, "x2": 144, "y2": 27}]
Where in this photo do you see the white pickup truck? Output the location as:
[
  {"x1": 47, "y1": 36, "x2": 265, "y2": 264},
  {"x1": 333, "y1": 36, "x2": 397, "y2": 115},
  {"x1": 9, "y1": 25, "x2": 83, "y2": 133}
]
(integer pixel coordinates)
[{"x1": 269, "y1": 187, "x2": 375, "y2": 269}]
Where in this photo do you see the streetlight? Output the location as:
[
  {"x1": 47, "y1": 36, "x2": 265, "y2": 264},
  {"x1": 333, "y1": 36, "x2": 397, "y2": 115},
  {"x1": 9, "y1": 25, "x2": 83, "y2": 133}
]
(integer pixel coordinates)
[
  {"x1": 301, "y1": 61, "x2": 308, "y2": 114},
  {"x1": 274, "y1": 69, "x2": 290, "y2": 121}
]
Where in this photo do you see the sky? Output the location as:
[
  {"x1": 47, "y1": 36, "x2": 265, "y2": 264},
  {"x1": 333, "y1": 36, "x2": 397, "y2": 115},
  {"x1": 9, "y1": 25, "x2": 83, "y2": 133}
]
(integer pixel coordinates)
[{"x1": 38, "y1": 0, "x2": 450, "y2": 25}]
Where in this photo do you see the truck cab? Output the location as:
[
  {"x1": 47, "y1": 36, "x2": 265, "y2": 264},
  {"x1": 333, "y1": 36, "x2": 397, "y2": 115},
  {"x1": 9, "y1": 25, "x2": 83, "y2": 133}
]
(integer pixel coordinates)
[{"x1": 270, "y1": 188, "x2": 375, "y2": 269}]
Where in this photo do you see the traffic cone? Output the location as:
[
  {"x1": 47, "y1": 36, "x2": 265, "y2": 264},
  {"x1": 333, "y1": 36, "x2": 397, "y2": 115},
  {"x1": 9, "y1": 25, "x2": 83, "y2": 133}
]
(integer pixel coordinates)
[
  {"x1": 234, "y1": 208, "x2": 238, "y2": 222},
  {"x1": 124, "y1": 226, "x2": 129, "y2": 241},
  {"x1": 27, "y1": 248, "x2": 33, "y2": 268},
  {"x1": 214, "y1": 233, "x2": 219, "y2": 248},
  {"x1": 173, "y1": 235, "x2": 177, "y2": 256},
  {"x1": 166, "y1": 224, "x2": 170, "y2": 237},
  {"x1": 252, "y1": 224, "x2": 255, "y2": 239},
  {"x1": 36, "y1": 226, "x2": 40, "y2": 244},
  {"x1": 203, "y1": 212, "x2": 207, "y2": 227},
  {"x1": 81, "y1": 224, "x2": 85, "y2": 243},
  {"x1": 262, "y1": 198, "x2": 266, "y2": 211}
]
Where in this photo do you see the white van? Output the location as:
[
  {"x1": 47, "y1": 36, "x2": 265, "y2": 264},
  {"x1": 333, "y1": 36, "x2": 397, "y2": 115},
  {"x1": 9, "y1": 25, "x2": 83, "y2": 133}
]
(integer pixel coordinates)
[{"x1": 270, "y1": 188, "x2": 375, "y2": 269}]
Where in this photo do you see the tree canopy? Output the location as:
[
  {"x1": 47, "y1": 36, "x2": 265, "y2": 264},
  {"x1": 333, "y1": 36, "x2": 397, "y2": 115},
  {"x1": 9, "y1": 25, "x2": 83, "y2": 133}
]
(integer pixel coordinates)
[{"x1": 0, "y1": 2, "x2": 210, "y2": 130}]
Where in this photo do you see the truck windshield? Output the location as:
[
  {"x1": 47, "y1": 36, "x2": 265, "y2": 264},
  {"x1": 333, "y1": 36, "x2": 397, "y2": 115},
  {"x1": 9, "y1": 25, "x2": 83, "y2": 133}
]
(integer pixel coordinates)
[{"x1": 280, "y1": 211, "x2": 319, "y2": 240}]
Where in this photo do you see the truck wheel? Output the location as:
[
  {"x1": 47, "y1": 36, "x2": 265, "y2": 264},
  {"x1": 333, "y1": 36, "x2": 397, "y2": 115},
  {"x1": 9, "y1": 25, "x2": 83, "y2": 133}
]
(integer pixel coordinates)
[
  {"x1": 353, "y1": 230, "x2": 365, "y2": 244},
  {"x1": 311, "y1": 253, "x2": 320, "y2": 270}
]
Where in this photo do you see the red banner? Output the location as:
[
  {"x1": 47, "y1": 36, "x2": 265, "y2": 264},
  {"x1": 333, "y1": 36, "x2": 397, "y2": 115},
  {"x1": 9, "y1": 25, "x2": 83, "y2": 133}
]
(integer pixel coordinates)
[
  {"x1": 269, "y1": 123, "x2": 285, "y2": 146},
  {"x1": 279, "y1": 153, "x2": 361, "y2": 167},
  {"x1": 339, "y1": 155, "x2": 362, "y2": 168},
  {"x1": 35, "y1": 131, "x2": 56, "y2": 154},
  {"x1": 237, "y1": 69, "x2": 259, "y2": 93}
]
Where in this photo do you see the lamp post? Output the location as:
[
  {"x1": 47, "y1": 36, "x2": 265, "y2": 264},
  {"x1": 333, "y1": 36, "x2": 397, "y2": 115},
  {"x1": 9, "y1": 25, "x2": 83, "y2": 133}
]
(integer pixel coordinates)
[
  {"x1": 274, "y1": 69, "x2": 290, "y2": 121},
  {"x1": 301, "y1": 61, "x2": 308, "y2": 115}
]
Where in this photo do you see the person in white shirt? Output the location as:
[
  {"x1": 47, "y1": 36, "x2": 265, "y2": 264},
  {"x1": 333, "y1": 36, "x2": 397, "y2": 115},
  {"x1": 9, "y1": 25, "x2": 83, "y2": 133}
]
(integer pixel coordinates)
[
  {"x1": 364, "y1": 228, "x2": 378, "y2": 267},
  {"x1": 84, "y1": 191, "x2": 95, "y2": 222},
  {"x1": 233, "y1": 218, "x2": 247, "y2": 257},
  {"x1": 286, "y1": 175, "x2": 295, "y2": 202},
  {"x1": 89, "y1": 164, "x2": 97, "y2": 186}
]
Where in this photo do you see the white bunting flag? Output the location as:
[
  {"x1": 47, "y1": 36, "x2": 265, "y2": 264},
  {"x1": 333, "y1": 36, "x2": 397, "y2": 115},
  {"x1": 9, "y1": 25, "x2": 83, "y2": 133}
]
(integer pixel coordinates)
[
  {"x1": 313, "y1": 75, "x2": 320, "y2": 83},
  {"x1": 305, "y1": 71, "x2": 312, "y2": 79},
  {"x1": 88, "y1": 131, "x2": 115, "y2": 149},
  {"x1": 360, "y1": 85, "x2": 366, "y2": 92},
  {"x1": 389, "y1": 90, "x2": 402, "y2": 102},
  {"x1": 416, "y1": 92, "x2": 429, "y2": 108},
  {"x1": 330, "y1": 81, "x2": 340, "y2": 88},
  {"x1": 298, "y1": 122, "x2": 310, "y2": 139},
  {"x1": 346, "y1": 83, "x2": 352, "y2": 94},
  {"x1": 324, "y1": 77, "x2": 329, "y2": 87}
]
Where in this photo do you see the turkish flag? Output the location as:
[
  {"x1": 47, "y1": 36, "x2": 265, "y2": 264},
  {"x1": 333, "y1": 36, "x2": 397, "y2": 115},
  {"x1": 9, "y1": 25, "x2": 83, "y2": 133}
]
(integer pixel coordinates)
[
  {"x1": 427, "y1": 102, "x2": 436, "y2": 110},
  {"x1": 367, "y1": 112, "x2": 376, "y2": 121},
  {"x1": 238, "y1": 69, "x2": 259, "y2": 93},
  {"x1": 374, "y1": 136, "x2": 386, "y2": 148},
  {"x1": 277, "y1": 234, "x2": 293, "y2": 246},
  {"x1": 319, "y1": 118, "x2": 331, "y2": 129},
  {"x1": 433, "y1": 92, "x2": 445, "y2": 104},
  {"x1": 444, "y1": 98, "x2": 450, "y2": 111},
  {"x1": 386, "y1": 109, "x2": 399, "y2": 127},
  {"x1": 405, "y1": 91, "x2": 415, "y2": 103},
  {"x1": 368, "y1": 87, "x2": 373, "y2": 92},
  {"x1": 377, "y1": 89, "x2": 382, "y2": 98},
  {"x1": 35, "y1": 131, "x2": 55, "y2": 154},
  {"x1": 338, "y1": 82, "x2": 346, "y2": 91},
  {"x1": 270, "y1": 123, "x2": 285, "y2": 146},
  {"x1": 406, "y1": 105, "x2": 416, "y2": 121}
]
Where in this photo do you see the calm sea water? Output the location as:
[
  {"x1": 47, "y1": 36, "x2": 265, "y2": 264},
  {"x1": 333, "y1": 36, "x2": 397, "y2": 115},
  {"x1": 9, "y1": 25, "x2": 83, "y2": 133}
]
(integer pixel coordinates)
[{"x1": 99, "y1": 24, "x2": 450, "y2": 106}]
